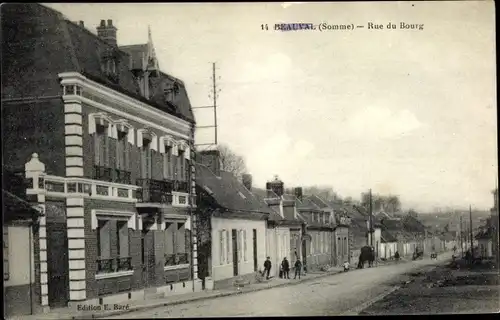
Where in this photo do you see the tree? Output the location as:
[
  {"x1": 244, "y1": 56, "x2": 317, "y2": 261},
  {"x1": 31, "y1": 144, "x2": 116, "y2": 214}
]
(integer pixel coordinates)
[
  {"x1": 360, "y1": 192, "x2": 402, "y2": 213},
  {"x1": 217, "y1": 144, "x2": 248, "y2": 180}
]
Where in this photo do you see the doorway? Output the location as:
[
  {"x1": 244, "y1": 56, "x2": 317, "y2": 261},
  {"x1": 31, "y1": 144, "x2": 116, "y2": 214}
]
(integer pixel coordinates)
[
  {"x1": 232, "y1": 229, "x2": 238, "y2": 276},
  {"x1": 46, "y1": 222, "x2": 69, "y2": 308},
  {"x1": 252, "y1": 229, "x2": 257, "y2": 272}
]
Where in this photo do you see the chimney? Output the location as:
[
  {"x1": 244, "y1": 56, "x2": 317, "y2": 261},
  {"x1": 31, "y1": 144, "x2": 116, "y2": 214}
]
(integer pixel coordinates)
[
  {"x1": 267, "y1": 176, "x2": 284, "y2": 198},
  {"x1": 197, "y1": 150, "x2": 221, "y2": 177},
  {"x1": 294, "y1": 187, "x2": 303, "y2": 201},
  {"x1": 97, "y1": 19, "x2": 117, "y2": 46},
  {"x1": 242, "y1": 174, "x2": 252, "y2": 191},
  {"x1": 78, "y1": 20, "x2": 84, "y2": 27}
]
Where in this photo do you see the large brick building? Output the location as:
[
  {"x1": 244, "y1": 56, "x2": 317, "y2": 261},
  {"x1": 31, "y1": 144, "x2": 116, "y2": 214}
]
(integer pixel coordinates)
[{"x1": 2, "y1": 3, "x2": 201, "y2": 313}]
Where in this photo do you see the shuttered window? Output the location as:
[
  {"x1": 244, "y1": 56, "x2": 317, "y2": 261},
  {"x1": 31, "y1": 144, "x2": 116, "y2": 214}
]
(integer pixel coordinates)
[
  {"x1": 219, "y1": 230, "x2": 225, "y2": 265},
  {"x1": 116, "y1": 131, "x2": 130, "y2": 171},
  {"x1": 163, "y1": 147, "x2": 172, "y2": 179},
  {"x1": 243, "y1": 230, "x2": 247, "y2": 261},
  {"x1": 94, "y1": 124, "x2": 109, "y2": 166},
  {"x1": 3, "y1": 227, "x2": 9, "y2": 281},
  {"x1": 226, "y1": 230, "x2": 232, "y2": 263},
  {"x1": 117, "y1": 221, "x2": 129, "y2": 258},
  {"x1": 141, "y1": 139, "x2": 152, "y2": 179}
]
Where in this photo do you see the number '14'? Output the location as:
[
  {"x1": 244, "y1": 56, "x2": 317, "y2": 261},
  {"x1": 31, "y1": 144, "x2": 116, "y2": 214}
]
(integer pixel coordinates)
[{"x1": 261, "y1": 24, "x2": 268, "y2": 30}]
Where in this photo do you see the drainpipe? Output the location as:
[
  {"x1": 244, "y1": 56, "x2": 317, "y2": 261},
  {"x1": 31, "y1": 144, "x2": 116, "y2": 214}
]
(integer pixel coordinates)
[
  {"x1": 29, "y1": 221, "x2": 34, "y2": 315},
  {"x1": 189, "y1": 124, "x2": 196, "y2": 292}
]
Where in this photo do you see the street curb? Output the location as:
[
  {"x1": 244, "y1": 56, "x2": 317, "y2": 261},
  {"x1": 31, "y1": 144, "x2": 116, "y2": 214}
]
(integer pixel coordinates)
[
  {"x1": 74, "y1": 270, "x2": 344, "y2": 319},
  {"x1": 341, "y1": 285, "x2": 401, "y2": 316}
]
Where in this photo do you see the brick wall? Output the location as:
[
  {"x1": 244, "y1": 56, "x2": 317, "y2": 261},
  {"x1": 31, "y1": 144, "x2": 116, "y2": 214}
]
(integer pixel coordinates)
[
  {"x1": 2, "y1": 100, "x2": 65, "y2": 175},
  {"x1": 84, "y1": 199, "x2": 139, "y2": 299}
]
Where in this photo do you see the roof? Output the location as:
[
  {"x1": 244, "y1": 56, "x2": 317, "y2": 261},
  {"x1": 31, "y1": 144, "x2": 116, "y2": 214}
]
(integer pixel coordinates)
[
  {"x1": 308, "y1": 194, "x2": 330, "y2": 209},
  {"x1": 402, "y1": 215, "x2": 426, "y2": 233},
  {"x1": 381, "y1": 229, "x2": 398, "y2": 243},
  {"x1": 439, "y1": 232, "x2": 456, "y2": 242},
  {"x1": 195, "y1": 163, "x2": 273, "y2": 216},
  {"x1": 2, "y1": 3, "x2": 195, "y2": 123},
  {"x1": 475, "y1": 227, "x2": 493, "y2": 240},
  {"x1": 296, "y1": 196, "x2": 322, "y2": 211},
  {"x1": 3, "y1": 189, "x2": 42, "y2": 221}
]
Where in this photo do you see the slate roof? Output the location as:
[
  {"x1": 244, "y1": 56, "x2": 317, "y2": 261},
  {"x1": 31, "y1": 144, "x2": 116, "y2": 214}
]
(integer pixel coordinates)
[
  {"x1": 195, "y1": 163, "x2": 273, "y2": 215},
  {"x1": 296, "y1": 196, "x2": 322, "y2": 211},
  {"x1": 308, "y1": 194, "x2": 330, "y2": 209},
  {"x1": 402, "y1": 215, "x2": 426, "y2": 233},
  {"x1": 2, "y1": 3, "x2": 195, "y2": 123},
  {"x1": 381, "y1": 229, "x2": 398, "y2": 243},
  {"x1": 3, "y1": 189, "x2": 42, "y2": 222}
]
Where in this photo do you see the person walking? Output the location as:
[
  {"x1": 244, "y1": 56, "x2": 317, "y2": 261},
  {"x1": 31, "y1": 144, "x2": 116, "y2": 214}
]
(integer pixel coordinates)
[
  {"x1": 263, "y1": 256, "x2": 272, "y2": 280},
  {"x1": 294, "y1": 259, "x2": 302, "y2": 279},
  {"x1": 281, "y1": 257, "x2": 290, "y2": 279}
]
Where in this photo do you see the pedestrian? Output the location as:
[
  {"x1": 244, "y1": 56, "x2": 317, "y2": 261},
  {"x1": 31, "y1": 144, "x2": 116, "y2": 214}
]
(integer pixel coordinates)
[
  {"x1": 394, "y1": 251, "x2": 400, "y2": 261},
  {"x1": 294, "y1": 259, "x2": 302, "y2": 279},
  {"x1": 343, "y1": 261, "x2": 350, "y2": 272},
  {"x1": 263, "y1": 256, "x2": 272, "y2": 280},
  {"x1": 281, "y1": 257, "x2": 290, "y2": 279}
]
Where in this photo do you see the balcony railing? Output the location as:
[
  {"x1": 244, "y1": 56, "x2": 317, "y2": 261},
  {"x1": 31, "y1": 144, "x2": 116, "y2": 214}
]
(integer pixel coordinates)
[
  {"x1": 93, "y1": 165, "x2": 113, "y2": 182},
  {"x1": 113, "y1": 169, "x2": 131, "y2": 185},
  {"x1": 164, "y1": 253, "x2": 189, "y2": 266},
  {"x1": 173, "y1": 180, "x2": 189, "y2": 193},
  {"x1": 97, "y1": 257, "x2": 132, "y2": 274},
  {"x1": 136, "y1": 178, "x2": 173, "y2": 204}
]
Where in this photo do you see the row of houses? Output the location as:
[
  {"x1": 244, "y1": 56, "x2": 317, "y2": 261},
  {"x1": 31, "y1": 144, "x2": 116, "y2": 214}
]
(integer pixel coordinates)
[{"x1": 1, "y1": 3, "x2": 457, "y2": 318}]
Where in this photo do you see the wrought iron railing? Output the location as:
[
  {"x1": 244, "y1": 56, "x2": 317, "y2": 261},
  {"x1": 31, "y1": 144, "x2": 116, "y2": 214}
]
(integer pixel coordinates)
[
  {"x1": 173, "y1": 180, "x2": 189, "y2": 193},
  {"x1": 93, "y1": 165, "x2": 113, "y2": 182},
  {"x1": 164, "y1": 253, "x2": 189, "y2": 266},
  {"x1": 113, "y1": 169, "x2": 131, "y2": 185},
  {"x1": 136, "y1": 178, "x2": 172, "y2": 204},
  {"x1": 97, "y1": 257, "x2": 132, "y2": 273},
  {"x1": 117, "y1": 257, "x2": 132, "y2": 271}
]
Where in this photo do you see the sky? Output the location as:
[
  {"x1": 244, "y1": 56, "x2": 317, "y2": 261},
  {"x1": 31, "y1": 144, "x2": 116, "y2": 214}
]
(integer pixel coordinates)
[{"x1": 46, "y1": 2, "x2": 497, "y2": 212}]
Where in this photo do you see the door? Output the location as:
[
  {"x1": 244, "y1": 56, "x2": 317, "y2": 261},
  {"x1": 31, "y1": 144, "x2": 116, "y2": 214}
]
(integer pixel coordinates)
[
  {"x1": 232, "y1": 229, "x2": 238, "y2": 276},
  {"x1": 141, "y1": 228, "x2": 156, "y2": 287},
  {"x1": 252, "y1": 229, "x2": 258, "y2": 272},
  {"x1": 46, "y1": 222, "x2": 69, "y2": 308}
]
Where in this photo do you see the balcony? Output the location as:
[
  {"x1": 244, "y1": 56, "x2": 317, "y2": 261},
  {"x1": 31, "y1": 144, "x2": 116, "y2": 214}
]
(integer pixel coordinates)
[
  {"x1": 93, "y1": 165, "x2": 113, "y2": 182},
  {"x1": 165, "y1": 253, "x2": 189, "y2": 266},
  {"x1": 136, "y1": 178, "x2": 173, "y2": 204},
  {"x1": 173, "y1": 180, "x2": 189, "y2": 193},
  {"x1": 113, "y1": 169, "x2": 131, "y2": 185},
  {"x1": 96, "y1": 257, "x2": 132, "y2": 274}
]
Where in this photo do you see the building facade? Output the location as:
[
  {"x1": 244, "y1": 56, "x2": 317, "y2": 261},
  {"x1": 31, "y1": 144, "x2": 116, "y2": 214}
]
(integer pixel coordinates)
[
  {"x1": 3, "y1": 188, "x2": 43, "y2": 317},
  {"x1": 195, "y1": 154, "x2": 269, "y2": 290},
  {"x1": 2, "y1": 3, "x2": 200, "y2": 312}
]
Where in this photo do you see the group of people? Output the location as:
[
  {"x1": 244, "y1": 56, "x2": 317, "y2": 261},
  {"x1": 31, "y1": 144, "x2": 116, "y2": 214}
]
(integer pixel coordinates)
[{"x1": 261, "y1": 257, "x2": 304, "y2": 280}]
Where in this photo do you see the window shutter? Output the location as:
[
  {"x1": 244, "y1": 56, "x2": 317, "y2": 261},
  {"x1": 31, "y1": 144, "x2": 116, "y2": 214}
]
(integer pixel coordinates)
[
  {"x1": 94, "y1": 133, "x2": 100, "y2": 165},
  {"x1": 226, "y1": 230, "x2": 232, "y2": 263},
  {"x1": 219, "y1": 231, "x2": 224, "y2": 265},
  {"x1": 3, "y1": 227, "x2": 9, "y2": 281},
  {"x1": 243, "y1": 230, "x2": 247, "y2": 261}
]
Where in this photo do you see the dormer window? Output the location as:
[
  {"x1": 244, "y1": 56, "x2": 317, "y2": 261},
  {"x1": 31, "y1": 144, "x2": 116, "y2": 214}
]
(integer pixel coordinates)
[
  {"x1": 163, "y1": 82, "x2": 180, "y2": 102},
  {"x1": 63, "y1": 84, "x2": 82, "y2": 96}
]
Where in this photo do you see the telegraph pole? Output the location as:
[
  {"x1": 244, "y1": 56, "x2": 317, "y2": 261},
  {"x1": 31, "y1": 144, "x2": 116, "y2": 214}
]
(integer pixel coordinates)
[
  {"x1": 193, "y1": 62, "x2": 220, "y2": 149},
  {"x1": 469, "y1": 205, "x2": 474, "y2": 257},
  {"x1": 460, "y1": 215, "x2": 463, "y2": 256},
  {"x1": 369, "y1": 189, "x2": 373, "y2": 247}
]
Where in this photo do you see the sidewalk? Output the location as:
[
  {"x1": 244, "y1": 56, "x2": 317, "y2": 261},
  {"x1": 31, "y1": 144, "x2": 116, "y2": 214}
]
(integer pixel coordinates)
[{"x1": 12, "y1": 267, "x2": 344, "y2": 320}]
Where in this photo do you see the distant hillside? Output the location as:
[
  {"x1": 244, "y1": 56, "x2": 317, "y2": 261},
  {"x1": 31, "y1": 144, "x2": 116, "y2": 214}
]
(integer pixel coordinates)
[{"x1": 418, "y1": 210, "x2": 491, "y2": 231}]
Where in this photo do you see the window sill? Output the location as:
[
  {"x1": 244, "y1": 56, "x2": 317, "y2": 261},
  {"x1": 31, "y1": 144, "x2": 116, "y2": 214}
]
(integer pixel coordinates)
[
  {"x1": 95, "y1": 270, "x2": 134, "y2": 280},
  {"x1": 164, "y1": 263, "x2": 190, "y2": 271}
]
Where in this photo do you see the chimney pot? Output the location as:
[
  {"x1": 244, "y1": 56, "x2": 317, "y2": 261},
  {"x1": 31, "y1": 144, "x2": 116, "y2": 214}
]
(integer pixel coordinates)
[
  {"x1": 107, "y1": 19, "x2": 113, "y2": 27},
  {"x1": 100, "y1": 20, "x2": 106, "y2": 27}
]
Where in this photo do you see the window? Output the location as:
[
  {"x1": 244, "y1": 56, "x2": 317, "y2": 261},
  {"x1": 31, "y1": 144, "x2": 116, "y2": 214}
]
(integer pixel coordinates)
[
  {"x1": 116, "y1": 131, "x2": 130, "y2": 171},
  {"x1": 163, "y1": 146, "x2": 173, "y2": 180},
  {"x1": 172, "y1": 153, "x2": 178, "y2": 181},
  {"x1": 141, "y1": 138, "x2": 152, "y2": 179},
  {"x1": 94, "y1": 124, "x2": 109, "y2": 166},
  {"x1": 117, "y1": 221, "x2": 130, "y2": 258},
  {"x1": 178, "y1": 150, "x2": 185, "y2": 181},
  {"x1": 238, "y1": 230, "x2": 243, "y2": 261},
  {"x1": 97, "y1": 220, "x2": 111, "y2": 259},
  {"x1": 337, "y1": 237, "x2": 341, "y2": 256},
  {"x1": 3, "y1": 227, "x2": 8, "y2": 281},
  {"x1": 219, "y1": 230, "x2": 226, "y2": 265},
  {"x1": 310, "y1": 237, "x2": 314, "y2": 254},
  {"x1": 344, "y1": 237, "x2": 348, "y2": 256},
  {"x1": 243, "y1": 230, "x2": 247, "y2": 261}
]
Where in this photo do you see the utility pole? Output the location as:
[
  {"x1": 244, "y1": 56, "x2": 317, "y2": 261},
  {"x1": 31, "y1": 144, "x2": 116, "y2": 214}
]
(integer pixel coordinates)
[
  {"x1": 460, "y1": 215, "x2": 463, "y2": 256},
  {"x1": 193, "y1": 62, "x2": 220, "y2": 149},
  {"x1": 369, "y1": 189, "x2": 373, "y2": 248},
  {"x1": 469, "y1": 205, "x2": 474, "y2": 257}
]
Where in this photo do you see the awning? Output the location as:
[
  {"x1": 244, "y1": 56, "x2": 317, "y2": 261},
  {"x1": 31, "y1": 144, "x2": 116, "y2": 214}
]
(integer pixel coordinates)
[{"x1": 3, "y1": 189, "x2": 43, "y2": 222}]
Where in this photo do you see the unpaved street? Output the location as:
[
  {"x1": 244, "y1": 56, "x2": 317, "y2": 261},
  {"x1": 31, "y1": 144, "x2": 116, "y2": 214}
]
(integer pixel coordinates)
[{"x1": 107, "y1": 255, "x2": 450, "y2": 318}]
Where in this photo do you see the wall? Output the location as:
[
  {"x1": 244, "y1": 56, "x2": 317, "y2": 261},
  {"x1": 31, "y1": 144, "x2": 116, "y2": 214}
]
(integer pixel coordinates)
[
  {"x1": 4, "y1": 224, "x2": 38, "y2": 317},
  {"x1": 2, "y1": 100, "x2": 66, "y2": 175},
  {"x1": 334, "y1": 227, "x2": 349, "y2": 266},
  {"x1": 266, "y1": 227, "x2": 290, "y2": 278},
  {"x1": 210, "y1": 217, "x2": 266, "y2": 282},
  {"x1": 306, "y1": 229, "x2": 332, "y2": 269}
]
